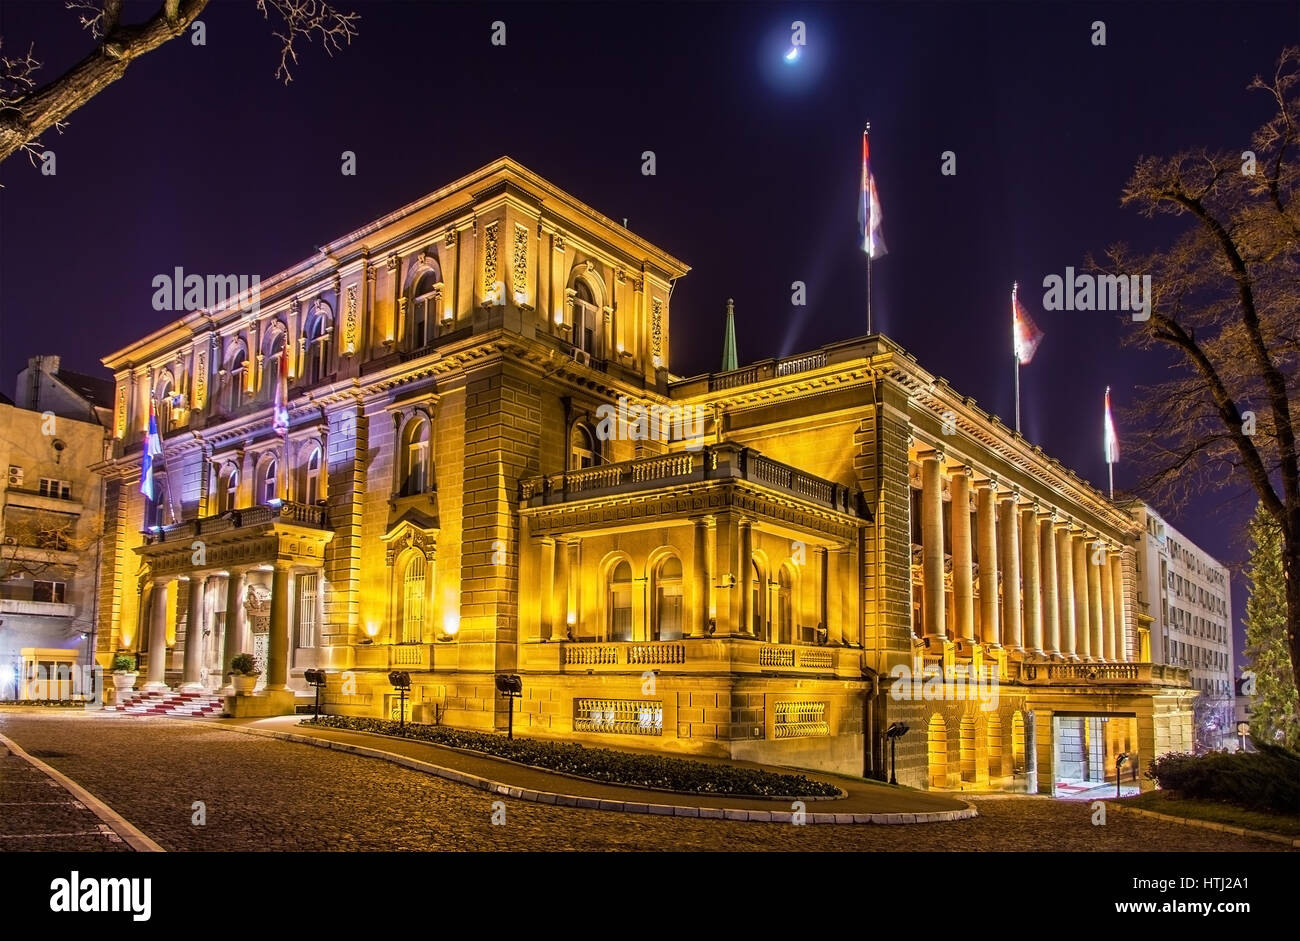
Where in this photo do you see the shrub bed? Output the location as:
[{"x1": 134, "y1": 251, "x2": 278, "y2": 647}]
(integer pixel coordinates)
[
  {"x1": 0, "y1": 700, "x2": 87, "y2": 708},
  {"x1": 301, "y1": 715, "x2": 842, "y2": 798},
  {"x1": 1146, "y1": 741, "x2": 1300, "y2": 815}
]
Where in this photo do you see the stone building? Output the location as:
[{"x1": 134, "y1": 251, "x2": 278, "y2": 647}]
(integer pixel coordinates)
[
  {"x1": 93, "y1": 157, "x2": 1194, "y2": 790},
  {"x1": 1127, "y1": 501, "x2": 1234, "y2": 750},
  {"x1": 1, "y1": 356, "x2": 112, "y2": 699}
]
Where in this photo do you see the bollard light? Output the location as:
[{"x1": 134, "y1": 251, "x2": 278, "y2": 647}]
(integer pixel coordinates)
[
  {"x1": 885, "y1": 721, "x2": 910, "y2": 785},
  {"x1": 304, "y1": 669, "x2": 327, "y2": 721},
  {"x1": 495, "y1": 674, "x2": 523, "y2": 740},
  {"x1": 389, "y1": 670, "x2": 412, "y2": 731},
  {"x1": 1115, "y1": 752, "x2": 1129, "y2": 799}
]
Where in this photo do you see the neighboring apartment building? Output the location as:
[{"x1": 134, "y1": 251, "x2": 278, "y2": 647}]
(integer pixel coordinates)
[
  {"x1": 0, "y1": 356, "x2": 112, "y2": 699},
  {"x1": 92, "y1": 157, "x2": 1195, "y2": 790},
  {"x1": 1128, "y1": 501, "x2": 1235, "y2": 749}
]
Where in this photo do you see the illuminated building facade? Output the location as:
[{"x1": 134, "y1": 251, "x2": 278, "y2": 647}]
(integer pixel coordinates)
[{"x1": 93, "y1": 158, "x2": 1195, "y2": 789}]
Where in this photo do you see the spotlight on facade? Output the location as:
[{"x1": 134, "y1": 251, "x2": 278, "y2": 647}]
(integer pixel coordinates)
[
  {"x1": 784, "y1": 47, "x2": 799, "y2": 62},
  {"x1": 885, "y1": 721, "x2": 910, "y2": 785},
  {"x1": 304, "y1": 669, "x2": 327, "y2": 720},
  {"x1": 441, "y1": 613, "x2": 460, "y2": 641},
  {"x1": 495, "y1": 673, "x2": 523, "y2": 740}
]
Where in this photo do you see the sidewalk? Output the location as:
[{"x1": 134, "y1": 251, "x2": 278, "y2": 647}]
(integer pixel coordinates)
[{"x1": 203, "y1": 715, "x2": 975, "y2": 824}]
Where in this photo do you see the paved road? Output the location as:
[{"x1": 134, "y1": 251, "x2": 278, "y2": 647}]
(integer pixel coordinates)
[
  {"x1": 0, "y1": 737, "x2": 130, "y2": 852},
  {"x1": 0, "y1": 713, "x2": 1287, "y2": 852}
]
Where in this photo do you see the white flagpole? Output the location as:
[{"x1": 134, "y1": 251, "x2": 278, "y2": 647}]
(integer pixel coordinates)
[
  {"x1": 866, "y1": 123, "x2": 873, "y2": 336},
  {"x1": 1013, "y1": 283, "x2": 1021, "y2": 434}
]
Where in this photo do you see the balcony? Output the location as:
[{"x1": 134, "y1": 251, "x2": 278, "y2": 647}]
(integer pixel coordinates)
[
  {"x1": 352, "y1": 642, "x2": 459, "y2": 672},
  {"x1": 520, "y1": 636, "x2": 862, "y2": 679},
  {"x1": 520, "y1": 443, "x2": 867, "y2": 519},
  {"x1": 141, "y1": 501, "x2": 329, "y2": 545},
  {"x1": 0, "y1": 598, "x2": 77, "y2": 618},
  {"x1": 3, "y1": 487, "x2": 83, "y2": 514},
  {"x1": 1009, "y1": 660, "x2": 1192, "y2": 688}
]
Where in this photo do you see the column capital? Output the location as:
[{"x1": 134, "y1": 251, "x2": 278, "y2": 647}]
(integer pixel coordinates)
[
  {"x1": 922, "y1": 447, "x2": 945, "y2": 465},
  {"x1": 977, "y1": 473, "x2": 999, "y2": 491},
  {"x1": 952, "y1": 464, "x2": 972, "y2": 478}
]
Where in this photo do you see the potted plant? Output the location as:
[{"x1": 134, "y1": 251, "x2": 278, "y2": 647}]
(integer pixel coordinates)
[
  {"x1": 110, "y1": 654, "x2": 138, "y2": 693},
  {"x1": 229, "y1": 653, "x2": 259, "y2": 694}
]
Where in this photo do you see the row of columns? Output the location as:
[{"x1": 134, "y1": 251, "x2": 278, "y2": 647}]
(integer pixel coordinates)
[
  {"x1": 142, "y1": 563, "x2": 295, "y2": 692},
  {"x1": 532, "y1": 514, "x2": 858, "y2": 644},
  {"x1": 917, "y1": 451, "x2": 1129, "y2": 662}
]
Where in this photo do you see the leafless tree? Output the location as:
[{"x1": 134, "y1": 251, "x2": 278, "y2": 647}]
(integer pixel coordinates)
[
  {"x1": 0, "y1": 0, "x2": 358, "y2": 165},
  {"x1": 1105, "y1": 47, "x2": 1300, "y2": 704}
]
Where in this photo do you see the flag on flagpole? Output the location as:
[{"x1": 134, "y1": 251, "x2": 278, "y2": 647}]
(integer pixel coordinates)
[
  {"x1": 859, "y1": 130, "x2": 887, "y2": 259},
  {"x1": 1104, "y1": 386, "x2": 1121, "y2": 464},
  {"x1": 1012, "y1": 282, "x2": 1045, "y2": 364},
  {"x1": 139, "y1": 397, "x2": 163, "y2": 501},
  {"x1": 272, "y1": 350, "x2": 290, "y2": 436}
]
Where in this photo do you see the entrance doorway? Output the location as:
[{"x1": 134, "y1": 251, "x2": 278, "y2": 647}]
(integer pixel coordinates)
[{"x1": 1051, "y1": 713, "x2": 1140, "y2": 799}]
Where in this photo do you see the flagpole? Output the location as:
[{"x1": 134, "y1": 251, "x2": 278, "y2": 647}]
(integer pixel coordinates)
[
  {"x1": 866, "y1": 122, "x2": 872, "y2": 336},
  {"x1": 1014, "y1": 356, "x2": 1021, "y2": 434},
  {"x1": 1013, "y1": 282, "x2": 1021, "y2": 434}
]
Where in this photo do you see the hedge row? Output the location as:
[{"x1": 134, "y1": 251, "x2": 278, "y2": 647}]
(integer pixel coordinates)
[
  {"x1": 1146, "y1": 741, "x2": 1300, "y2": 815},
  {"x1": 302, "y1": 715, "x2": 842, "y2": 798}
]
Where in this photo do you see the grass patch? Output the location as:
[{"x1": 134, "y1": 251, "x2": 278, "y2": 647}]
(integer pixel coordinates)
[
  {"x1": 301, "y1": 715, "x2": 842, "y2": 798},
  {"x1": 0, "y1": 700, "x2": 88, "y2": 708},
  {"x1": 1122, "y1": 790, "x2": 1300, "y2": 838}
]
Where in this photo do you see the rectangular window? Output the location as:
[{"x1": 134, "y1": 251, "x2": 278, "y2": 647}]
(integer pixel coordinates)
[
  {"x1": 297, "y1": 573, "x2": 319, "y2": 647},
  {"x1": 38, "y1": 478, "x2": 71, "y2": 499},
  {"x1": 32, "y1": 581, "x2": 66, "y2": 603}
]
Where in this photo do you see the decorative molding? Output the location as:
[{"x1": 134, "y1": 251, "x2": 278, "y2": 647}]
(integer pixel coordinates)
[
  {"x1": 344, "y1": 284, "x2": 358, "y2": 354},
  {"x1": 445, "y1": 228, "x2": 458, "y2": 248},
  {"x1": 483, "y1": 221, "x2": 500, "y2": 295},
  {"x1": 553, "y1": 234, "x2": 566, "y2": 252},
  {"x1": 650, "y1": 297, "x2": 663, "y2": 363},
  {"x1": 512, "y1": 223, "x2": 529, "y2": 296}
]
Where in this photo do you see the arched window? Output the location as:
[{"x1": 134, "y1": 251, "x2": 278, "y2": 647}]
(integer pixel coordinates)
[
  {"x1": 217, "y1": 463, "x2": 239, "y2": 512},
  {"x1": 608, "y1": 560, "x2": 632, "y2": 641},
  {"x1": 571, "y1": 280, "x2": 598, "y2": 355},
  {"x1": 652, "y1": 555, "x2": 683, "y2": 641},
  {"x1": 777, "y1": 565, "x2": 794, "y2": 645},
  {"x1": 302, "y1": 445, "x2": 322, "y2": 506},
  {"x1": 751, "y1": 560, "x2": 764, "y2": 639},
  {"x1": 304, "y1": 313, "x2": 330, "y2": 385},
  {"x1": 264, "y1": 328, "x2": 287, "y2": 399},
  {"x1": 569, "y1": 423, "x2": 597, "y2": 470},
  {"x1": 225, "y1": 343, "x2": 248, "y2": 412},
  {"x1": 400, "y1": 417, "x2": 431, "y2": 496},
  {"x1": 400, "y1": 553, "x2": 426, "y2": 644},
  {"x1": 261, "y1": 459, "x2": 278, "y2": 505},
  {"x1": 411, "y1": 272, "x2": 440, "y2": 349},
  {"x1": 155, "y1": 376, "x2": 173, "y2": 435}
]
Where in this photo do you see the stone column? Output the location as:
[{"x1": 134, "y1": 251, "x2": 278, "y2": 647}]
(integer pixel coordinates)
[
  {"x1": 1087, "y1": 535, "x2": 1105, "y2": 662},
  {"x1": 1040, "y1": 513, "x2": 1060, "y2": 658},
  {"x1": 540, "y1": 538, "x2": 555, "y2": 641},
  {"x1": 1000, "y1": 489, "x2": 1022, "y2": 652},
  {"x1": 1101, "y1": 544, "x2": 1117, "y2": 662},
  {"x1": 266, "y1": 563, "x2": 291, "y2": 690},
  {"x1": 712, "y1": 512, "x2": 740, "y2": 636},
  {"x1": 1020, "y1": 500, "x2": 1041, "y2": 655},
  {"x1": 144, "y1": 577, "x2": 171, "y2": 691},
  {"x1": 181, "y1": 574, "x2": 208, "y2": 690},
  {"x1": 1072, "y1": 531, "x2": 1091, "y2": 661},
  {"x1": 693, "y1": 518, "x2": 710, "y2": 637},
  {"x1": 844, "y1": 535, "x2": 861, "y2": 647},
  {"x1": 1110, "y1": 553, "x2": 1128, "y2": 661},
  {"x1": 738, "y1": 520, "x2": 753, "y2": 637},
  {"x1": 951, "y1": 467, "x2": 975, "y2": 649},
  {"x1": 1056, "y1": 520, "x2": 1076, "y2": 660},
  {"x1": 977, "y1": 477, "x2": 1000, "y2": 648},
  {"x1": 554, "y1": 537, "x2": 570, "y2": 639},
  {"x1": 826, "y1": 545, "x2": 843, "y2": 646},
  {"x1": 221, "y1": 569, "x2": 246, "y2": 693},
  {"x1": 921, "y1": 452, "x2": 947, "y2": 641}
]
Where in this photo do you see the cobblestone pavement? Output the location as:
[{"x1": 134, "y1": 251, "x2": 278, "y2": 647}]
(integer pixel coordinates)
[
  {"x1": 0, "y1": 739, "x2": 131, "y2": 852},
  {"x1": 0, "y1": 714, "x2": 1287, "y2": 852}
]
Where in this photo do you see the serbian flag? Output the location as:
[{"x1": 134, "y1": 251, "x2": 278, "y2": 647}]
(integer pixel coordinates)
[
  {"x1": 139, "y1": 398, "x2": 163, "y2": 500},
  {"x1": 1104, "y1": 386, "x2": 1121, "y2": 464},
  {"x1": 1012, "y1": 282, "x2": 1045, "y2": 364},
  {"x1": 272, "y1": 350, "x2": 290, "y2": 436},
  {"x1": 859, "y1": 129, "x2": 887, "y2": 259}
]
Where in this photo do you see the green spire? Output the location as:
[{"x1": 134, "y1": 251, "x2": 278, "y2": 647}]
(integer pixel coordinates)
[{"x1": 721, "y1": 298, "x2": 738, "y2": 372}]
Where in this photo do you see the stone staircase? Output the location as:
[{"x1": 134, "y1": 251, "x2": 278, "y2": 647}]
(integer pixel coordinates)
[{"x1": 102, "y1": 689, "x2": 226, "y2": 718}]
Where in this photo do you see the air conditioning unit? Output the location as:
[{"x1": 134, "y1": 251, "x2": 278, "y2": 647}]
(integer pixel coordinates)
[
  {"x1": 7, "y1": 466, "x2": 21, "y2": 487},
  {"x1": 571, "y1": 348, "x2": 591, "y2": 367}
]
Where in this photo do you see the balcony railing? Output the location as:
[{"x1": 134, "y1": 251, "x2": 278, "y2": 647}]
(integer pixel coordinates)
[
  {"x1": 1011, "y1": 661, "x2": 1191, "y2": 687},
  {"x1": 520, "y1": 443, "x2": 866, "y2": 518},
  {"x1": 143, "y1": 501, "x2": 330, "y2": 544},
  {"x1": 522, "y1": 637, "x2": 859, "y2": 678},
  {"x1": 702, "y1": 351, "x2": 830, "y2": 392}
]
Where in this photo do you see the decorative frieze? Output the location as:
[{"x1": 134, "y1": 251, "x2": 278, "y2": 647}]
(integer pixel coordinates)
[
  {"x1": 344, "y1": 284, "x2": 358, "y2": 354},
  {"x1": 512, "y1": 223, "x2": 528, "y2": 296},
  {"x1": 651, "y1": 297, "x2": 663, "y2": 363},
  {"x1": 483, "y1": 221, "x2": 499, "y2": 295}
]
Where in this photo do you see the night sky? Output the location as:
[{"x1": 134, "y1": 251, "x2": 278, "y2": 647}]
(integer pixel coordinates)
[{"x1": 2, "y1": 0, "x2": 1296, "y2": 663}]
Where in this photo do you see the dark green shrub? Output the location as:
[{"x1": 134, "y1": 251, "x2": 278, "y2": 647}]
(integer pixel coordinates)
[
  {"x1": 1147, "y1": 741, "x2": 1300, "y2": 815},
  {"x1": 110, "y1": 655, "x2": 136, "y2": 673}
]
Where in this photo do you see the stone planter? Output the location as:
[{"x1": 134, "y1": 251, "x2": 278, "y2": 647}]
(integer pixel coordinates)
[
  {"x1": 232, "y1": 674, "x2": 259, "y2": 695},
  {"x1": 111, "y1": 671, "x2": 139, "y2": 693}
]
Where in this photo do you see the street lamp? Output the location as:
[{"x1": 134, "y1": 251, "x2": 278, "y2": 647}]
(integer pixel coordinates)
[
  {"x1": 304, "y1": 669, "x2": 327, "y2": 721},
  {"x1": 885, "y1": 721, "x2": 909, "y2": 785},
  {"x1": 1115, "y1": 752, "x2": 1129, "y2": 798},
  {"x1": 388, "y1": 670, "x2": 411, "y2": 731},
  {"x1": 495, "y1": 674, "x2": 522, "y2": 740}
]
